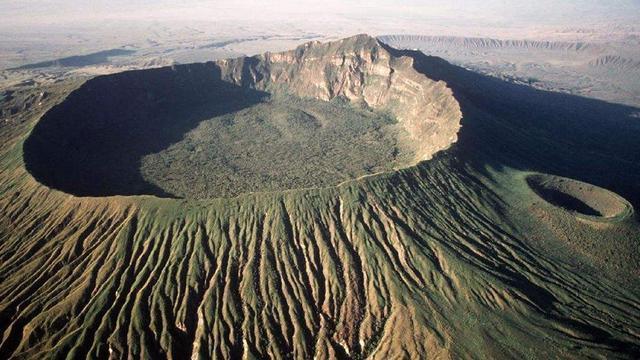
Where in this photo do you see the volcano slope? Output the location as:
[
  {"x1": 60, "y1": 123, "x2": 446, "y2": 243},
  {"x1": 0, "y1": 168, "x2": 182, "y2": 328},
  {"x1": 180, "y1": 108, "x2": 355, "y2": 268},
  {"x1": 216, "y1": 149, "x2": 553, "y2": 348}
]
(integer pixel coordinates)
[{"x1": 1, "y1": 35, "x2": 640, "y2": 359}]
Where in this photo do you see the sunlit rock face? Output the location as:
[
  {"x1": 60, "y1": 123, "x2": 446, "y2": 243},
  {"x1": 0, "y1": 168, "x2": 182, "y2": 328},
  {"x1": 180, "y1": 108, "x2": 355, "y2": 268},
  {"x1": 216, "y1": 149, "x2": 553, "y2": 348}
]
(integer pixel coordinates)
[{"x1": 217, "y1": 34, "x2": 462, "y2": 162}]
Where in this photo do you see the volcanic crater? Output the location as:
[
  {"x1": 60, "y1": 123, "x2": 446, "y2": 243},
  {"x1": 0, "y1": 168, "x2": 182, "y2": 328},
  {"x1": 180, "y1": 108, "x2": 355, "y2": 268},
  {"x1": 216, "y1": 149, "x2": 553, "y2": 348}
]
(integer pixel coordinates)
[
  {"x1": 527, "y1": 173, "x2": 633, "y2": 220},
  {"x1": 3, "y1": 34, "x2": 640, "y2": 359},
  {"x1": 23, "y1": 35, "x2": 461, "y2": 199}
]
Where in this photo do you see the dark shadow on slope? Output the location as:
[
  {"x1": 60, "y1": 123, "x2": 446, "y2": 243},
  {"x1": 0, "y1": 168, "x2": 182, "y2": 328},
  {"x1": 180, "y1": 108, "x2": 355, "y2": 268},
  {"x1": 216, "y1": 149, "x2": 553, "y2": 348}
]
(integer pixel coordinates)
[
  {"x1": 383, "y1": 45, "x2": 640, "y2": 209},
  {"x1": 381, "y1": 44, "x2": 640, "y2": 356},
  {"x1": 9, "y1": 49, "x2": 136, "y2": 70},
  {"x1": 24, "y1": 63, "x2": 268, "y2": 197}
]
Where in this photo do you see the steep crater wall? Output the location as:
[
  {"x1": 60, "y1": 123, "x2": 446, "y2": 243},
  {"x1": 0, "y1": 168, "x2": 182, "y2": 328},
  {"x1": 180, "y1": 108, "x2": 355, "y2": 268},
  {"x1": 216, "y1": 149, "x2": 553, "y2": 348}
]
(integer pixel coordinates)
[
  {"x1": 218, "y1": 34, "x2": 461, "y2": 161},
  {"x1": 23, "y1": 35, "x2": 461, "y2": 199}
]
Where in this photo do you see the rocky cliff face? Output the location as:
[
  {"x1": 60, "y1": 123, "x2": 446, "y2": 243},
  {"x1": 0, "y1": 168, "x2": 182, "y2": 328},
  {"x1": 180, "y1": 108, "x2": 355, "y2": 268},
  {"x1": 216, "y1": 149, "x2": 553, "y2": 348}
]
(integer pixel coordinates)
[{"x1": 216, "y1": 34, "x2": 462, "y2": 162}]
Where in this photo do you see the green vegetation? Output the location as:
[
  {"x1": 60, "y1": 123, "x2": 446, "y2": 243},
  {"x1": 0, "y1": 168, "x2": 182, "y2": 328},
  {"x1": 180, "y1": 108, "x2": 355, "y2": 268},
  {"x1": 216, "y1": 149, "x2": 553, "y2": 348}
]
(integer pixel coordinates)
[{"x1": 141, "y1": 94, "x2": 413, "y2": 198}]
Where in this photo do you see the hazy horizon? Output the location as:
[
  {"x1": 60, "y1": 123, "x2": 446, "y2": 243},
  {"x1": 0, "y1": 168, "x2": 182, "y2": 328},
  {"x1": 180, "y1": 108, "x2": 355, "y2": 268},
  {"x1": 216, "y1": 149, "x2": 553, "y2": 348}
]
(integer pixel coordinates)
[{"x1": 2, "y1": 1, "x2": 639, "y2": 30}]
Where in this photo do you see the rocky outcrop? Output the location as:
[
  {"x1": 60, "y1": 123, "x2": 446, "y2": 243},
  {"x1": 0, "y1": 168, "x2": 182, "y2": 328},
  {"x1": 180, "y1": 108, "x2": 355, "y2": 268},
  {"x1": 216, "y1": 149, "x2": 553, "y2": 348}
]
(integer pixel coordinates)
[{"x1": 216, "y1": 34, "x2": 462, "y2": 162}]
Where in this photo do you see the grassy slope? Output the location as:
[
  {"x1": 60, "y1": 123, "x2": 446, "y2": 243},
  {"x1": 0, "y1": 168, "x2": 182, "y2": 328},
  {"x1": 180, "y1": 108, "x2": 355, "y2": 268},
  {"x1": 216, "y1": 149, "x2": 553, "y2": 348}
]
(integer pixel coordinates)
[{"x1": 1, "y1": 51, "x2": 640, "y2": 359}]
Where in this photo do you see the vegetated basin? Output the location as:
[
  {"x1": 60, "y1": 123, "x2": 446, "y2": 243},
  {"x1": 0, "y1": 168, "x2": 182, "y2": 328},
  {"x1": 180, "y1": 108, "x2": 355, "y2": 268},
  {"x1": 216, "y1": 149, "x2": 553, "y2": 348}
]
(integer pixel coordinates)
[
  {"x1": 526, "y1": 173, "x2": 633, "y2": 221},
  {"x1": 24, "y1": 35, "x2": 463, "y2": 200},
  {"x1": 22, "y1": 63, "x2": 418, "y2": 199}
]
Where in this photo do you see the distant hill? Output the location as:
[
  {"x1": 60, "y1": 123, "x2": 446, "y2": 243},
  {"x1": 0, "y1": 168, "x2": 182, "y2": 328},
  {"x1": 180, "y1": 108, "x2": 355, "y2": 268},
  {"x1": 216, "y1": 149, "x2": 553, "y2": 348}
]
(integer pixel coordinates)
[{"x1": 10, "y1": 48, "x2": 136, "y2": 70}]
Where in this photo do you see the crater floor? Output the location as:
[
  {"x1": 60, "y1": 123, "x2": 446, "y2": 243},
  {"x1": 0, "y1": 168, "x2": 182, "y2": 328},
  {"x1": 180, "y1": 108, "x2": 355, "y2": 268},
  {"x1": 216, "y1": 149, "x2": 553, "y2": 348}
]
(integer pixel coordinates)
[{"x1": 141, "y1": 95, "x2": 414, "y2": 198}]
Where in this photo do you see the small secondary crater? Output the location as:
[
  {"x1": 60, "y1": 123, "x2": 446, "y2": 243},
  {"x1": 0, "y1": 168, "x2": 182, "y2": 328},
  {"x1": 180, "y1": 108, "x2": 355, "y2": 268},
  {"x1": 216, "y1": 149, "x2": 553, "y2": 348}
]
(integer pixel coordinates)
[{"x1": 527, "y1": 174, "x2": 632, "y2": 220}]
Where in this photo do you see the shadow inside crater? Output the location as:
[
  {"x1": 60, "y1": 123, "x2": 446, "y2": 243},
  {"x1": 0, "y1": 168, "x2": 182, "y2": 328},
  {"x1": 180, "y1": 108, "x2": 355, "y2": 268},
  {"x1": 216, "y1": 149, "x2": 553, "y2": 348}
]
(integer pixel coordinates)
[
  {"x1": 24, "y1": 45, "x2": 640, "y2": 205},
  {"x1": 384, "y1": 45, "x2": 640, "y2": 210},
  {"x1": 24, "y1": 63, "x2": 268, "y2": 197},
  {"x1": 526, "y1": 178, "x2": 603, "y2": 217}
]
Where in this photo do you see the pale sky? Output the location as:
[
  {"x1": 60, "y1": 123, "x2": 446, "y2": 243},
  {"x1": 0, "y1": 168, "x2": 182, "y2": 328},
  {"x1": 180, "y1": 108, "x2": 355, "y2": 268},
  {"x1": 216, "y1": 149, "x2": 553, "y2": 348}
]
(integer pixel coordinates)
[{"x1": 2, "y1": 0, "x2": 639, "y2": 28}]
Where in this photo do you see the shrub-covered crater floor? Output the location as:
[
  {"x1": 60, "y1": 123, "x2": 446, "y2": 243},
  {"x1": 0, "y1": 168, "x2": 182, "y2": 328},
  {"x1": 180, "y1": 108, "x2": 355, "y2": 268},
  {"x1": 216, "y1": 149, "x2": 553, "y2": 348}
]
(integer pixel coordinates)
[{"x1": 141, "y1": 94, "x2": 414, "y2": 198}]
